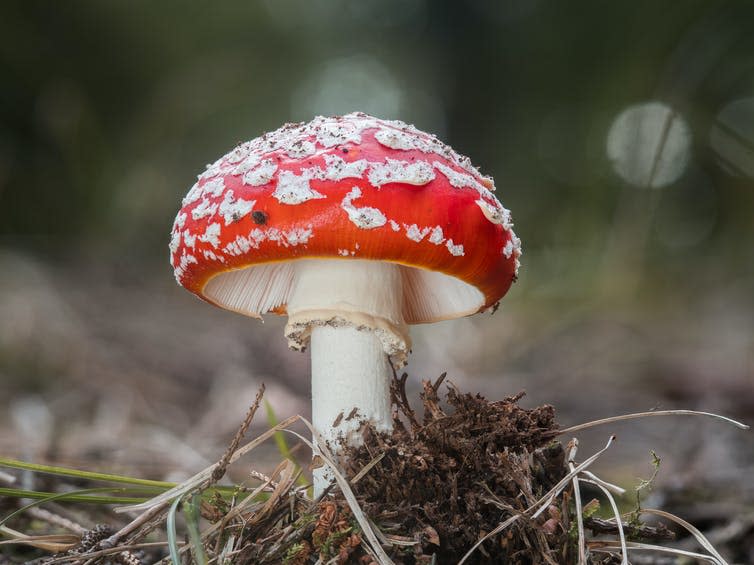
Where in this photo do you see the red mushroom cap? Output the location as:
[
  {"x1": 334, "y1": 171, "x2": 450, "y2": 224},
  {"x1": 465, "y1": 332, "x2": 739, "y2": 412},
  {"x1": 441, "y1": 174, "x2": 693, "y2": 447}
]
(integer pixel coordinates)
[{"x1": 170, "y1": 112, "x2": 521, "y2": 323}]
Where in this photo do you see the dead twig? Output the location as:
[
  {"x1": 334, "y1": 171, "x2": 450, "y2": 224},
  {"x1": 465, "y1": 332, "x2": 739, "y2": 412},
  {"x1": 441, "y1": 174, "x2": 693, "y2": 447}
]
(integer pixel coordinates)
[{"x1": 211, "y1": 384, "x2": 265, "y2": 483}]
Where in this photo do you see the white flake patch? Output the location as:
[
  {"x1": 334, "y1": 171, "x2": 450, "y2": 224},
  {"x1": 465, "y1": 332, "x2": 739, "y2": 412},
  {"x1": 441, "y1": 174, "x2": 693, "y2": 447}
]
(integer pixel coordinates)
[
  {"x1": 501, "y1": 235, "x2": 522, "y2": 276},
  {"x1": 199, "y1": 223, "x2": 222, "y2": 248},
  {"x1": 183, "y1": 230, "x2": 196, "y2": 249},
  {"x1": 301, "y1": 166, "x2": 326, "y2": 181},
  {"x1": 429, "y1": 226, "x2": 445, "y2": 245},
  {"x1": 285, "y1": 226, "x2": 314, "y2": 246},
  {"x1": 373, "y1": 123, "x2": 460, "y2": 164},
  {"x1": 173, "y1": 212, "x2": 187, "y2": 231},
  {"x1": 511, "y1": 235, "x2": 523, "y2": 276},
  {"x1": 475, "y1": 198, "x2": 513, "y2": 228},
  {"x1": 374, "y1": 128, "x2": 420, "y2": 150},
  {"x1": 323, "y1": 154, "x2": 368, "y2": 180},
  {"x1": 249, "y1": 228, "x2": 267, "y2": 248},
  {"x1": 218, "y1": 190, "x2": 255, "y2": 225},
  {"x1": 202, "y1": 177, "x2": 226, "y2": 198},
  {"x1": 511, "y1": 235, "x2": 522, "y2": 256},
  {"x1": 192, "y1": 198, "x2": 219, "y2": 220},
  {"x1": 367, "y1": 159, "x2": 435, "y2": 187},
  {"x1": 174, "y1": 252, "x2": 198, "y2": 282},
  {"x1": 502, "y1": 240, "x2": 514, "y2": 259},
  {"x1": 434, "y1": 162, "x2": 490, "y2": 195},
  {"x1": 315, "y1": 121, "x2": 362, "y2": 147},
  {"x1": 389, "y1": 219, "x2": 401, "y2": 232},
  {"x1": 341, "y1": 186, "x2": 387, "y2": 229},
  {"x1": 273, "y1": 170, "x2": 326, "y2": 204},
  {"x1": 287, "y1": 139, "x2": 316, "y2": 159},
  {"x1": 182, "y1": 182, "x2": 204, "y2": 206},
  {"x1": 226, "y1": 143, "x2": 251, "y2": 164},
  {"x1": 267, "y1": 228, "x2": 285, "y2": 245},
  {"x1": 222, "y1": 226, "x2": 313, "y2": 255},
  {"x1": 404, "y1": 224, "x2": 431, "y2": 242},
  {"x1": 203, "y1": 249, "x2": 219, "y2": 261},
  {"x1": 445, "y1": 239, "x2": 465, "y2": 256},
  {"x1": 243, "y1": 159, "x2": 278, "y2": 186},
  {"x1": 232, "y1": 153, "x2": 262, "y2": 175},
  {"x1": 224, "y1": 234, "x2": 254, "y2": 256},
  {"x1": 182, "y1": 253, "x2": 198, "y2": 267},
  {"x1": 169, "y1": 230, "x2": 182, "y2": 254}
]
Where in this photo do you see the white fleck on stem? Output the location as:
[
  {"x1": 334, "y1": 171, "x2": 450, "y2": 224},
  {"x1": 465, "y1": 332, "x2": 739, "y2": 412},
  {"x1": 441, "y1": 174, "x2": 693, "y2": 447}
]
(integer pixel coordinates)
[{"x1": 284, "y1": 259, "x2": 407, "y2": 495}]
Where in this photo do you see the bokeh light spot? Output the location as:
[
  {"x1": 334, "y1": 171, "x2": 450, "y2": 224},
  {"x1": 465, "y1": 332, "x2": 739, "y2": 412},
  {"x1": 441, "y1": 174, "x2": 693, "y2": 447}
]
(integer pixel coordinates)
[
  {"x1": 290, "y1": 54, "x2": 403, "y2": 120},
  {"x1": 606, "y1": 101, "x2": 691, "y2": 189}
]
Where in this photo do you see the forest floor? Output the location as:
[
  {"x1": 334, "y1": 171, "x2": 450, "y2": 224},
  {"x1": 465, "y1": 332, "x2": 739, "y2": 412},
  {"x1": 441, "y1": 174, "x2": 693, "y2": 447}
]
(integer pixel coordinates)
[{"x1": 1, "y1": 250, "x2": 752, "y2": 563}]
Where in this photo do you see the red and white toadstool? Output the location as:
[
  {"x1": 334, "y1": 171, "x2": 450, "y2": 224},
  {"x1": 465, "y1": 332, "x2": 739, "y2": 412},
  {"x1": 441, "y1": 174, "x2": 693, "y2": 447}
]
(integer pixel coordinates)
[{"x1": 170, "y1": 112, "x2": 521, "y2": 489}]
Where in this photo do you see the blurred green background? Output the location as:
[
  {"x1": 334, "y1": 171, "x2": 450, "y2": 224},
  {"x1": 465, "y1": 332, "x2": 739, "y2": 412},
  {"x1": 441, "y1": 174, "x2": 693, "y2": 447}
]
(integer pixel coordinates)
[{"x1": 1, "y1": 1, "x2": 752, "y2": 492}]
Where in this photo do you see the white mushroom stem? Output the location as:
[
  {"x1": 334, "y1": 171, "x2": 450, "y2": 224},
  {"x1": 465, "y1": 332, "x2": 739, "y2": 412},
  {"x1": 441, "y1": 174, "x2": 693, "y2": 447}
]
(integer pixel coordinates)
[
  {"x1": 284, "y1": 259, "x2": 409, "y2": 494},
  {"x1": 309, "y1": 325, "x2": 392, "y2": 490}
]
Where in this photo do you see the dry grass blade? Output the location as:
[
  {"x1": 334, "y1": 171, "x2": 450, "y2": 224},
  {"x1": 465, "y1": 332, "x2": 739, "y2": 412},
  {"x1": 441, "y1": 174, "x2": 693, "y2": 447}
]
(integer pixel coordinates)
[
  {"x1": 105, "y1": 496, "x2": 173, "y2": 549},
  {"x1": 248, "y1": 459, "x2": 299, "y2": 527},
  {"x1": 582, "y1": 479, "x2": 628, "y2": 565},
  {"x1": 567, "y1": 439, "x2": 587, "y2": 564},
  {"x1": 532, "y1": 435, "x2": 616, "y2": 520},
  {"x1": 43, "y1": 542, "x2": 177, "y2": 564},
  {"x1": 350, "y1": 453, "x2": 386, "y2": 484},
  {"x1": 579, "y1": 470, "x2": 625, "y2": 495},
  {"x1": 457, "y1": 515, "x2": 522, "y2": 565},
  {"x1": 589, "y1": 540, "x2": 724, "y2": 564},
  {"x1": 641, "y1": 508, "x2": 729, "y2": 564},
  {"x1": 0, "y1": 525, "x2": 78, "y2": 553},
  {"x1": 218, "y1": 534, "x2": 235, "y2": 564},
  {"x1": 200, "y1": 475, "x2": 274, "y2": 543},
  {"x1": 559, "y1": 409, "x2": 749, "y2": 435}
]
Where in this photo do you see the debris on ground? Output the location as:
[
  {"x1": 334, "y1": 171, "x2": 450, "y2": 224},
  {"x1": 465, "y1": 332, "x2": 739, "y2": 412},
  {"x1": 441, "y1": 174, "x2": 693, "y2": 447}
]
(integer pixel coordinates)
[{"x1": 2, "y1": 375, "x2": 750, "y2": 564}]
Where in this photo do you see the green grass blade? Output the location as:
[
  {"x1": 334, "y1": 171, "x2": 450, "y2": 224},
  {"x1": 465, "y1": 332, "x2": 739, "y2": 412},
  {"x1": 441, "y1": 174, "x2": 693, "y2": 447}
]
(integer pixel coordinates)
[
  {"x1": 0, "y1": 486, "x2": 154, "y2": 505},
  {"x1": 184, "y1": 493, "x2": 208, "y2": 565},
  {"x1": 166, "y1": 495, "x2": 183, "y2": 565},
  {"x1": 264, "y1": 401, "x2": 309, "y2": 489},
  {"x1": 265, "y1": 400, "x2": 294, "y2": 460},
  {"x1": 0, "y1": 457, "x2": 175, "y2": 489},
  {"x1": 0, "y1": 487, "x2": 152, "y2": 528}
]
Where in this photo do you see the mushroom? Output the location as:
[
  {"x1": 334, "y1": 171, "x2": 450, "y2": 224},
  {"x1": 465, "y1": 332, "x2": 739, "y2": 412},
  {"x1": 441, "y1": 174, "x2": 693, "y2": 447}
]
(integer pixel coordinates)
[{"x1": 170, "y1": 112, "x2": 521, "y2": 491}]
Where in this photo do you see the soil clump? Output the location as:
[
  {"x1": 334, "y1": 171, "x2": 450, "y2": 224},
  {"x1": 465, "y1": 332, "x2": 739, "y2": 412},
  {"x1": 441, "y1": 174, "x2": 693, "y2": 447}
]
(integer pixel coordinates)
[{"x1": 303, "y1": 374, "x2": 567, "y2": 564}]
